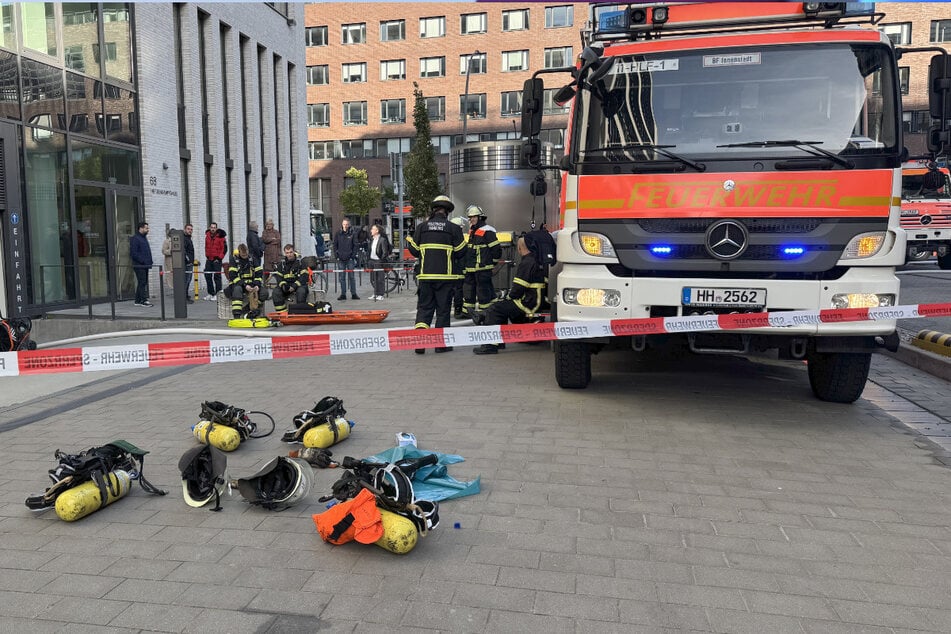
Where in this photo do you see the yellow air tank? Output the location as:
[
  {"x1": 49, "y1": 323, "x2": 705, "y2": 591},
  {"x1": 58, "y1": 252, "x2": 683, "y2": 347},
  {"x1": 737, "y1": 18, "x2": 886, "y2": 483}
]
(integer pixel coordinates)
[
  {"x1": 193, "y1": 420, "x2": 241, "y2": 452},
  {"x1": 375, "y1": 508, "x2": 418, "y2": 554},
  {"x1": 54, "y1": 470, "x2": 131, "y2": 522},
  {"x1": 301, "y1": 417, "x2": 351, "y2": 449}
]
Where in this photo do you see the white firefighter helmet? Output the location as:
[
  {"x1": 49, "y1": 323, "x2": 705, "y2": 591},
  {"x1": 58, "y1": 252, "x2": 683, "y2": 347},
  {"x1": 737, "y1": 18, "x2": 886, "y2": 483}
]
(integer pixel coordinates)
[
  {"x1": 450, "y1": 216, "x2": 466, "y2": 227},
  {"x1": 178, "y1": 445, "x2": 229, "y2": 509},
  {"x1": 430, "y1": 195, "x2": 454, "y2": 213},
  {"x1": 466, "y1": 205, "x2": 485, "y2": 218},
  {"x1": 235, "y1": 456, "x2": 314, "y2": 511}
]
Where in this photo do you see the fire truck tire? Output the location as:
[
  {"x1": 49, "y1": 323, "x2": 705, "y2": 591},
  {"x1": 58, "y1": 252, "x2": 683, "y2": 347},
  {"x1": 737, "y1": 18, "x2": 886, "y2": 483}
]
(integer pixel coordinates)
[
  {"x1": 937, "y1": 253, "x2": 951, "y2": 270},
  {"x1": 554, "y1": 341, "x2": 591, "y2": 389},
  {"x1": 807, "y1": 351, "x2": 871, "y2": 404}
]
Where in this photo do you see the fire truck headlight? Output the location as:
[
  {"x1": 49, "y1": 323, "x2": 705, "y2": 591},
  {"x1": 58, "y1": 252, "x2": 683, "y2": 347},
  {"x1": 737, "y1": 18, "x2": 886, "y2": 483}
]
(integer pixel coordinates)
[
  {"x1": 842, "y1": 232, "x2": 885, "y2": 259},
  {"x1": 579, "y1": 232, "x2": 616, "y2": 257},
  {"x1": 831, "y1": 293, "x2": 896, "y2": 309},
  {"x1": 563, "y1": 288, "x2": 621, "y2": 307}
]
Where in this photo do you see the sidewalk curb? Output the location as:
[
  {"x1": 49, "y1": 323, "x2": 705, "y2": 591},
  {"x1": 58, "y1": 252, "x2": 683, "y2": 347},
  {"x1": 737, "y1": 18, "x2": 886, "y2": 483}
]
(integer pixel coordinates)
[{"x1": 882, "y1": 341, "x2": 951, "y2": 383}]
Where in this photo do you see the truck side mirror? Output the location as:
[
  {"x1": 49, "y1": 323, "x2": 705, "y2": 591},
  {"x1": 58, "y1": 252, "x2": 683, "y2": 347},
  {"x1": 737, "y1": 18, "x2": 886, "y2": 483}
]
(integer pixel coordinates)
[
  {"x1": 521, "y1": 78, "x2": 544, "y2": 138},
  {"x1": 928, "y1": 54, "x2": 951, "y2": 120}
]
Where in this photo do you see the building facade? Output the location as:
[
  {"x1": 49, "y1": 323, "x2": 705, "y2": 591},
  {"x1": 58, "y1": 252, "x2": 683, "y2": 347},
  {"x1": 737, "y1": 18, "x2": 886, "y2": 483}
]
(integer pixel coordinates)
[
  {"x1": 304, "y1": 2, "x2": 588, "y2": 230},
  {"x1": 877, "y1": 3, "x2": 951, "y2": 158},
  {"x1": 0, "y1": 2, "x2": 307, "y2": 317}
]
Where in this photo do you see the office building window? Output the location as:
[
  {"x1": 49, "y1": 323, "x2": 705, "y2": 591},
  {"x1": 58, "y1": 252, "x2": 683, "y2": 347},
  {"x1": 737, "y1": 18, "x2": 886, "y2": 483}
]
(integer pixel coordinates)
[
  {"x1": 425, "y1": 96, "x2": 445, "y2": 121},
  {"x1": 544, "y1": 88, "x2": 571, "y2": 114},
  {"x1": 431, "y1": 135, "x2": 451, "y2": 154},
  {"x1": 306, "y1": 26, "x2": 328, "y2": 46},
  {"x1": 342, "y1": 23, "x2": 366, "y2": 44},
  {"x1": 308, "y1": 103, "x2": 329, "y2": 127},
  {"x1": 899, "y1": 66, "x2": 910, "y2": 95},
  {"x1": 420, "y1": 56, "x2": 445, "y2": 78},
  {"x1": 902, "y1": 110, "x2": 930, "y2": 134},
  {"x1": 342, "y1": 62, "x2": 366, "y2": 83},
  {"x1": 880, "y1": 23, "x2": 911, "y2": 46},
  {"x1": 309, "y1": 141, "x2": 334, "y2": 159},
  {"x1": 503, "y1": 9, "x2": 529, "y2": 32},
  {"x1": 306, "y1": 65, "x2": 328, "y2": 85},
  {"x1": 380, "y1": 19, "x2": 405, "y2": 41},
  {"x1": 380, "y1": 59, "x2": 405, "y2": 81},
  {"x1": 340, "y1": 139, "x2": 374, "y2": 159},
  {"x1": 502, "y1": 50, "x2": 529, "y2": 72},
  {"x1": 93, "y1": 42, "x2": 118, "y2": 63},
  {"x1": 545, "y1": 46, "x2": 573, "y2": 69},
  {"x1": 22, "y1": 3, "x2": 57, "y2": 57},
  {"x1": 64, "y1": 45, "x2": 85, "y2": 72},
  {"x1": 460, "y1": 52, "x2": 486, "y2": 75},
  {"x1": 501, "y1": 91, "x2": 522, "y2": 117},
  {"x1": 460, "y1": 93, "x2": 486, "y2": 119},
  {"x1": 932, "y1": 20, "x2": 951, "y2": 42},
  {"x1": 420, "y1": 16, "x2": 445, "y2": 38},
  {"x1": 460, "y1": 13, "x2": 487, "y2": 35},
  {"x1": 381, "y1": 98, "x2": 406, "y2": 123},
  {"x1": 545, "y1": 5, "x2": 573, "y2": 28},
  {"x1": 375, "y1": 137, "x2": 411, "y2": 157},
  {"x1": 343, "y1": 100, "x2": 367, "y2": 126}
]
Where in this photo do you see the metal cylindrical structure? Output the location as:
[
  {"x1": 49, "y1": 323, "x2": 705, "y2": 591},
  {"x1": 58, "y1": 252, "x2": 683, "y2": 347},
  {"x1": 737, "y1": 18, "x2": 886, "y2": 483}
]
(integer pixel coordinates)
[{"x1": 448, "y1": 141, "x2": 560, "y2": 234}]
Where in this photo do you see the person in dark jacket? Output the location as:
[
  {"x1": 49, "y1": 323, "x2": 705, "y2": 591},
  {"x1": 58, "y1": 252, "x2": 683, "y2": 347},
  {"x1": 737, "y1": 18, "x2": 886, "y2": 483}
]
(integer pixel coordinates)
[
  {"x1": 406, "y1": 196, "x2": 466, "y2": 353},
  {"x1": 332, "y1": 219, "x2": 359, "y2": 300},
  {"x1": 183, "y1": 223, "x2": 196, "y2": 303},
  {"x1": 226, "y1": 244, "x2": 267, "y2": 318},
  {"x1": 450, "y1": 217, "x2": 467, "y2": 317},
  {"x1": 368, "y1": 223, "x2": 392, "y2": 300},
  {"x1": 920, "y1": 161, "x2": 946, "y2": 197},
  {"x1": 472, "y1": 235, "x2": 547, "y2": 354},
  {"x1": 247, "y1": 221, "x2": 265, "y2": 268},
  {"x1": 129, "y1": 221, "x2": 153, "y2": 307},
  {"x1": 204, "y1": 223, "x2": 228, "y2": 300},
  {"x1": 462, "y1": 205, "x2": 502, "y2": 316},
  {"x1": 271, "y1": 244, "x2": 309, "y2": 312}
]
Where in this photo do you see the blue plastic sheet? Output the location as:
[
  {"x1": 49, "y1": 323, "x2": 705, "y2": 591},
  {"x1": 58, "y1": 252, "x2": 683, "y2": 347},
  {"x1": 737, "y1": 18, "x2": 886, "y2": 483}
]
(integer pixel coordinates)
[{"x1": 367, "y1": 446, "x2": 481, "y2": 502}]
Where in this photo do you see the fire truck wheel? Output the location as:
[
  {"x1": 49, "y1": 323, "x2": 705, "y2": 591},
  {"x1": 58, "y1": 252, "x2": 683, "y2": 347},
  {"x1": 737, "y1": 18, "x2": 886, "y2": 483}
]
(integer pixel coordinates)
[
  {"x1": 554, "y1": 341, "x2": 591, "y2": 389},
  {"x1": 807, "y1": 351, "x2": 871, "y2": 404},
  {"x1": 937, "y1": 253, "x2": 951, "y2": 270}
]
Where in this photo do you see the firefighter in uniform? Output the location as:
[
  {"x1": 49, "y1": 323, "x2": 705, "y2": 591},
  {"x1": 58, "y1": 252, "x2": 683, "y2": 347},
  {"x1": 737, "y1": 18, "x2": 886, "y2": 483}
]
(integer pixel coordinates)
[
  {"x1": 450, "y1": 216, "x2": 467, "y2": 318},
  {"x1": 271, "y1": 244, "x2": 308, "y2": 312},
  {"x1": 473, "y1": 235, "x2": 548, "y2": 355},
  {"x1": 406, "y1": 196, "x2": 466, "y2": 354},
  {"x1": 462, "y1": 205, "x2": 501, "y2": 318},
  {"x1": 226, "y1": 244, "x2": 268, "y2": 318}
]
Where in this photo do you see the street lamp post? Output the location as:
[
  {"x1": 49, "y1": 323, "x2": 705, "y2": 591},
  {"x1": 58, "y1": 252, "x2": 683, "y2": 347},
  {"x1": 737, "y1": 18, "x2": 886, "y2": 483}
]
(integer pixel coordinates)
[{"x1": 461, "y1": 50, "x2": 481, "y2": 147}]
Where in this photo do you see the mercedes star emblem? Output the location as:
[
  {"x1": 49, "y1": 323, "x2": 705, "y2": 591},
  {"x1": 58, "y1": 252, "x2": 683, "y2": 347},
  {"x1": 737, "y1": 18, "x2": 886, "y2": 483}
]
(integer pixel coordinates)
[{"x1": 705, "y1": 219, "x2": 749, "y2": 260}]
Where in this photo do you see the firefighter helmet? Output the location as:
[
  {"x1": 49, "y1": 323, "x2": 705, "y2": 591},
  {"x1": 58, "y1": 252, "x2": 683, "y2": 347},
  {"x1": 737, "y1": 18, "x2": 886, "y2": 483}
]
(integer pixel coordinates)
[
  {"x1": 450, "y1": 217, "x2": 466, "y2": 227},
  {"x1": 179, "y1": 445, "x2": 229, "y2": 509},
  {"x1": 466, "y1": 205, "x2": 485, "y2": 218},
  {"x1": 430, "y1": 195, "x2": 454, "y2": 213},
  {"x1": 235, "y1": 456, "x2": 314, "y2": 511}
]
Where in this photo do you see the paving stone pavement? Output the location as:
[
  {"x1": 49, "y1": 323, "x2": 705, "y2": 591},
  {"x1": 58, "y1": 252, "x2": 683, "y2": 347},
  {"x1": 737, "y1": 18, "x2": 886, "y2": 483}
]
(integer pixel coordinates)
[{"x1": 1, "y1": 287, "x2": 951, "y2": 632}]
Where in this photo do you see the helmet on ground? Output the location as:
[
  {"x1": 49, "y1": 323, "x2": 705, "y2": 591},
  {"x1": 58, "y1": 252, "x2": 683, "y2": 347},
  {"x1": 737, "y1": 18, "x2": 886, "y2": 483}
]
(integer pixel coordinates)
[
  {"x1": 450, "y1": 217, "x2": 466, "y2": 227},
  {"x1": 235, "y1": 456, "x2": 314, "y2": 510},
  {"x1": 179, "y1": 445, "x2": 229, "y2": 509},
  {"x1": 466, "y1": 205, "x2": 485, "y2": 218},
  {"x1": 430, "y1": 195, "x2": 454, "y2": 213}
]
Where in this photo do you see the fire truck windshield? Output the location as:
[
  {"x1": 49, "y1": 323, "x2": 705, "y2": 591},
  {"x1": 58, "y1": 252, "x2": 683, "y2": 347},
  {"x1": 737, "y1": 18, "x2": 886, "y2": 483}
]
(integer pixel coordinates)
[{"x1": 578, "y1": 43, "x2": 897, "y2": 164}]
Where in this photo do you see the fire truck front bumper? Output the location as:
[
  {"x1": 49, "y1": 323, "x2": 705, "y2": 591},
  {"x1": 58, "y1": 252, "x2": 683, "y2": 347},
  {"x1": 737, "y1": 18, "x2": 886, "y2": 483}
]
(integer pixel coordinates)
[{"x1": 553, "y1": 263, "x2": 900, "y2": 337}]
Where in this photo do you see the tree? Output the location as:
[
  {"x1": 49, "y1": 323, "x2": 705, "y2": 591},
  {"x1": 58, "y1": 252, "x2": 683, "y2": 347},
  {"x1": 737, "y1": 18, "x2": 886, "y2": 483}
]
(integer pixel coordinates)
[
  {"x1": 403, "y1": 82, "x2": 442, "y2": 218},
  {"x1": 339, "y1": 166, "x2": 381, "y2": 227}
]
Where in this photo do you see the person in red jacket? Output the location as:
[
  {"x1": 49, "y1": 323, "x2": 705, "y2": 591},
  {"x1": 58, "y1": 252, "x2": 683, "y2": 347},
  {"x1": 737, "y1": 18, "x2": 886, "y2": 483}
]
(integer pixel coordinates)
[{"x1": 203, "y1": 222, "x2": 228, "y2": 300}]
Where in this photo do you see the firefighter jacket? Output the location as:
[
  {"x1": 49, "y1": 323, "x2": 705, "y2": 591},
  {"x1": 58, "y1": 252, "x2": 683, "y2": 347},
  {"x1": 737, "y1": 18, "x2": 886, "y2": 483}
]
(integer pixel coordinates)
[
  {"x1": 509, "y1": 252, "x2": 547, "y2": 316},
  {"x1": 275, "y1": 255, "x2": 307, "y2": 293},
  {"x1": 406, "y1": 214, "x2": 466, "y2": 281},
  {"x1": 228, "y1": 256, "x2": 263, "y2": 289},
  {"x1": 451, "y1": 232, "x2": 467, "y2": 279},
  {"x1": 464, "y1": 220, "x2": 501, "y2": 273}
]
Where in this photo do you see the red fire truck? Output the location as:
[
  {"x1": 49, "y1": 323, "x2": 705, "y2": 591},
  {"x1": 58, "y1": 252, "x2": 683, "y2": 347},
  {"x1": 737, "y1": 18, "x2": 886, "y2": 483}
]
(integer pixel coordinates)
[
  {"x1": 520, "y1": 2, "x2": 951, "y2": 402},
  {"x1": 900, "y1": 160, "x2": 951, "y2": 267}
]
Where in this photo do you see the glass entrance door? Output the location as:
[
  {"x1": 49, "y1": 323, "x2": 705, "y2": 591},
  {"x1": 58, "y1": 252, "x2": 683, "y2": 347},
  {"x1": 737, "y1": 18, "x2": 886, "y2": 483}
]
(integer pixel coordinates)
[
  {"x1": 111, "y1": 192, "x2": 139, "y2": 300},
  {"x1": 73, "y1": 185, "x2": 109, "y2": 300},
  {"x1": 72, "y1": 185, "x2": 141, "y2": 301}
]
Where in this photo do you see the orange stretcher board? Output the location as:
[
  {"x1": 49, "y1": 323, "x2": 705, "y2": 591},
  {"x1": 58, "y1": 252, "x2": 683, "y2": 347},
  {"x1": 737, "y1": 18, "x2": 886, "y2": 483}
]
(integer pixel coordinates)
[{"x1": 267, "y1": 310, "x2": 389, "y2": 325}]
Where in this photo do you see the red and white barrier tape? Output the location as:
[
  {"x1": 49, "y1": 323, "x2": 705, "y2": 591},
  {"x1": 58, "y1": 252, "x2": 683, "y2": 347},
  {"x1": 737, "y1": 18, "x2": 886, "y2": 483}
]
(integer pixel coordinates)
[{"x1": 2, "y1": 302, "x2": 949, "y2": 377}]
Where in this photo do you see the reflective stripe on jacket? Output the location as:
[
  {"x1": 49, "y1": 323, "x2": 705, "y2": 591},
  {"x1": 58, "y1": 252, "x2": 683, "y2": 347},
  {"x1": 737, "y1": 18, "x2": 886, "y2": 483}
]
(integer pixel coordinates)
[
  {"x1": 229, "y1": 258, "x2": 263, "y2": 287},
  {"x1": 464, "y1": 222, "x2": 501, "y2": 273},
  {"x1": 509, "y1": 253, "x2": 546, "y2": 316},
  {"x1": 406, "y1": 215, "x2": 465, "y2": 281}
]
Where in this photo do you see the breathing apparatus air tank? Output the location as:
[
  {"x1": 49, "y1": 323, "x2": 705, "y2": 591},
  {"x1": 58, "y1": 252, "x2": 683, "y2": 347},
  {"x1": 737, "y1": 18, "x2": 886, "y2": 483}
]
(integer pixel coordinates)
[
  {"x1": 54, "y1": 470, "x2": 132, "y2": 522},
  {"x1": 375, "y1": 507, "x2": 418, "y2": 554},
  {"x1": 301, "y1": 417, "x2": 352, "y2": 449},
  {"x1": 192, "y1": 420, "x2": 242, "y2": 452}
]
